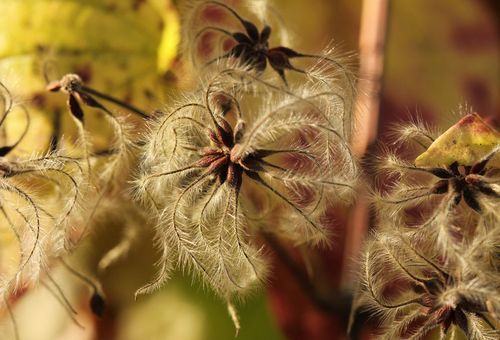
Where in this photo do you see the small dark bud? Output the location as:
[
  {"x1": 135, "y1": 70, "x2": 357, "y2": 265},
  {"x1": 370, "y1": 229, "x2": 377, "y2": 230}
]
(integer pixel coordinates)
[
  {"x1": 0, "y1": 145, "x2": 13, "y2": 157},
  {"x1": 90, "y1": 292, "x2": 106, "y2": 317},
  {"x1": 68, "y1": 94, "x2": 84, "y2": 123}
]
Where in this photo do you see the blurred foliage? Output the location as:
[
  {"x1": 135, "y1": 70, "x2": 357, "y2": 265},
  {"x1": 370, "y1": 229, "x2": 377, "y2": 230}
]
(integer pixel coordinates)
[
  {"x1": 0, "y1": 0, "x2": 179, "y2": 153},
  {"x1": 382, "y1": 0, "x2": 499, "y2": 131}
]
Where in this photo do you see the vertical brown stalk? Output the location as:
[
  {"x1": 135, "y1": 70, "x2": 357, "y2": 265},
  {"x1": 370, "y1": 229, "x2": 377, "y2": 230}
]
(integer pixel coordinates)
[{"x1": 342, "y1": 0, "x2": 389, "y2": 286}]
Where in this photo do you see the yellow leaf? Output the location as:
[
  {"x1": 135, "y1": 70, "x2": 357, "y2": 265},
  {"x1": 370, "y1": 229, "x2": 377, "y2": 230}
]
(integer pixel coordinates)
[
  {"x1": 0, "y1": 0, "x2": 180, "y2": 153},
  {"x1": 156, "y1": 3, "x2": 180, "y2": 73},
  {"x1": 415, "y1": 113, "x2": 500, "y2": 167}
]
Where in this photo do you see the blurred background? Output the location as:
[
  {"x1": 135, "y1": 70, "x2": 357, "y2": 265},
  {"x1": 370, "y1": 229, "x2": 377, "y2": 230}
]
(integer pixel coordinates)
[{"x1": 0, "y1": 0, "x2": 498, "y2": 339}]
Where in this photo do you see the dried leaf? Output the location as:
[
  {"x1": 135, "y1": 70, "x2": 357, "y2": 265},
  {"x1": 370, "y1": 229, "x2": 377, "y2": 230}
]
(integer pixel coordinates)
[{"x1": 415, "y1": 113, "x2": 500, "y2": 167}]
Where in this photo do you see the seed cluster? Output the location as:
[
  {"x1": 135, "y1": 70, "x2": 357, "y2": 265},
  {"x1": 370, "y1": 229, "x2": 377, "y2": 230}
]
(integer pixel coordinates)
[
  {"x1": 136, "y1": 65, "x2": 358, "y2": 297},
  {"x1": 353, "y1": 113, "x2": 500, "y2": 339}
]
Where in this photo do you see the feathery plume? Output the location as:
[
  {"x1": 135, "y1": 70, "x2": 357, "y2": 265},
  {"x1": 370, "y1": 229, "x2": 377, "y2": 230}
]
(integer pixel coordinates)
[
  {"x1": 180, "y1": 0, "x2": 357, "y2": 139},
  {"x1": 357, "y1": 231, "x2": 499, "y2": 339},
  {"x1": 0, "y1": 81, "x2": 86, "y2": 335},
  {"x1": 135, "y1": 65, "x2": 359, "y2": 300},
  {"x1": 374, "y1": 111, "x2": 499, "y2": 255}
]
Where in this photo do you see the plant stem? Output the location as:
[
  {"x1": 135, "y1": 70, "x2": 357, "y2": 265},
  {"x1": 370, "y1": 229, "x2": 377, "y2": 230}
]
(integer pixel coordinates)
[
  {"x1": 262, "y1": 232, "x2": 351, "y2": 316},
  {"x1": 342, "y1": 0, "x2": 389, "y2": 286},
  {"x1": 81, "y1": 86, "x2": 150, "y2": 119}
]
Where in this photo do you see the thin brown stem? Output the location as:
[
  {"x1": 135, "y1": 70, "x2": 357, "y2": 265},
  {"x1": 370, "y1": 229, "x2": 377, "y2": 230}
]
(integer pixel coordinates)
[
  {"x1": 80, "y1": 86, "x2": 149, "y2": 119},
  {"x1": 262, "y1": 232, "x2": 351, "y2": 315},
  {"x1": 343, "y1": 0, "x2": 389, "y2": 287}
]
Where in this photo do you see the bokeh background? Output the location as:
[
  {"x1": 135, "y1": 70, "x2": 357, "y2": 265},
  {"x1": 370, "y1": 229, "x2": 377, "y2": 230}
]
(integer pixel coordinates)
[{"x1": 0, "y1": 0, "x2": 498, "y2": 339}]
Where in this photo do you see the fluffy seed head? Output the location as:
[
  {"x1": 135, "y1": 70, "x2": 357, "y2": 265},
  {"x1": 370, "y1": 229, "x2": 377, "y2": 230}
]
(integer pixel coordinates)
[{"x1": 135, "y1": 65, "x2": 359, "y2": 298}]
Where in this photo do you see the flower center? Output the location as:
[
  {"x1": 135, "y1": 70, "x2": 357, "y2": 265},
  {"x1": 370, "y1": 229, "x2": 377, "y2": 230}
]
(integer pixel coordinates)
[{"x1": 196, "y1": 118, "x2": 246, "y2": 187}]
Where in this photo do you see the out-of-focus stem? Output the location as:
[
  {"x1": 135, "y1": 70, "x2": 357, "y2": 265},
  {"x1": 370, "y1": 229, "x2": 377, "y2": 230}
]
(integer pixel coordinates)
[
  {"x1": 342, "y1": 0, "x2": 389, "y2": 286},
  {"x1": 262, "y1": 232, "x2": 351, "y2": 315},
  {"x1": 354, "y1": 0, "x2": 389, "y2": 155}
]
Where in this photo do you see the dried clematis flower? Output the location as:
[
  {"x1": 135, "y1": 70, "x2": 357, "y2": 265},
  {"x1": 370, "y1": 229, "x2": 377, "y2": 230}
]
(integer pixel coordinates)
[
  {"x1": 181, "y1": 0, "x2": 357, "y2": 139},
  {"x1": 134, "y1": 67, "x2": 359, "y2": 299},
  {"x1": 357, "y1": 231, "x2": 499, "y2": 339},
  {"x1": 0, "y1": 82, "x2": 86, "y2": 329},
  {"x1": 45, "y1": 73, "x2": 145, "y2": 257},
  {"x1": 375, "y1": 112, "x2": 500, "y2": 252},
  {"x1": 47, "y1": 73, "x2": 140, "y2": 187}
]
